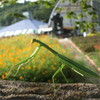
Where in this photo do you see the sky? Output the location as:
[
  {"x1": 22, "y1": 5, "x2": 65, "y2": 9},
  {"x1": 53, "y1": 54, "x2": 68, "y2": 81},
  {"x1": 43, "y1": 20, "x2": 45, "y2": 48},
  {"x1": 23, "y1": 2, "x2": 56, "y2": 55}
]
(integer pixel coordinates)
[{"x1": 17, "y1": 0, "x2": 37, "y2": 3}]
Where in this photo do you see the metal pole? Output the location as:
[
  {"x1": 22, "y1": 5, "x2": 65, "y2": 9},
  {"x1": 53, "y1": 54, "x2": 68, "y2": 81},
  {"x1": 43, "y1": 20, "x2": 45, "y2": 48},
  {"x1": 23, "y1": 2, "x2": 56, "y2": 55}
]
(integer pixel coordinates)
[{"x1": 48, "y1": 0, "x2": 61, "y2": 26}]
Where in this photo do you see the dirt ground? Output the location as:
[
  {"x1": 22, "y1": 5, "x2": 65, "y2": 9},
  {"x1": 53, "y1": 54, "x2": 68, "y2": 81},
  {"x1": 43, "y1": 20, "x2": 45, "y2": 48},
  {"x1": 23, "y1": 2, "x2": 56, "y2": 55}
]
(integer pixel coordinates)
[{"x1": 0, "y1": 80, "x2": 100, "y2": 100}]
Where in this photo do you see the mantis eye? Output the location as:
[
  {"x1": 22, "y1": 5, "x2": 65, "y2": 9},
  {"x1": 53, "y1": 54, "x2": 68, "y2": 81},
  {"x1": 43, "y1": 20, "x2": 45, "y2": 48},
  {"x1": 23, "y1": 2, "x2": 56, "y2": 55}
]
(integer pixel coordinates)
[{"x1": 31, "y1": 39, "x2": 36, "y2": 43}]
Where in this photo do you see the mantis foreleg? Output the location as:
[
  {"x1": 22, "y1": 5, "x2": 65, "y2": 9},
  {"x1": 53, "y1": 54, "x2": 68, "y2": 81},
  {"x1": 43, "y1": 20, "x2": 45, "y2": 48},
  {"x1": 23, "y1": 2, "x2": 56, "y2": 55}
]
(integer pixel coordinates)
[
  {"x1": 14, "y1": 57, "x2": 32, "y2": 76},
  {"x1": 6, "y1": 45, "x2": 41, "y2": 78}
]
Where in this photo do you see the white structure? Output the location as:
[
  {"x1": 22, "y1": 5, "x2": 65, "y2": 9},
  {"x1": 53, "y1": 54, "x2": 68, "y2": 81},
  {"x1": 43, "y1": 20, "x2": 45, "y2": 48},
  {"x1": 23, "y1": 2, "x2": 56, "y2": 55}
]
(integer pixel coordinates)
[{"x1": 0, "y1": 19, "x2": 47, "y2": 37}]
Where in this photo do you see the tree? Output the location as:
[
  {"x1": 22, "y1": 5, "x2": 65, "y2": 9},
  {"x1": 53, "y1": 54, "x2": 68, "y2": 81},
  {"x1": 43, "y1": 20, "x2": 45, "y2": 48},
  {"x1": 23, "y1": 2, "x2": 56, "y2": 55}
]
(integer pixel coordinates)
[
  {"x1": 0, "y1": 0, "x2": 57, "y2": 26},
  {"x1": 67, "y1": 0, "x2": 98, "y2": 33},
  {"x1": 44, "y1": 0, "x2": 98, "y2": 33},
  {"x1": 0, "y1": 0, "x2": 17, "y2": 6}
]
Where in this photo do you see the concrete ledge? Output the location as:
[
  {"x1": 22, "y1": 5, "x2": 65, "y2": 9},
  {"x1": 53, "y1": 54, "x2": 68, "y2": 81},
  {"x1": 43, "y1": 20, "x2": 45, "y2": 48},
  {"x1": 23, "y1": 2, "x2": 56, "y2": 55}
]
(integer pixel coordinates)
[{"x1": 0, "y1": 80, "x2": 100, "y2": 100}]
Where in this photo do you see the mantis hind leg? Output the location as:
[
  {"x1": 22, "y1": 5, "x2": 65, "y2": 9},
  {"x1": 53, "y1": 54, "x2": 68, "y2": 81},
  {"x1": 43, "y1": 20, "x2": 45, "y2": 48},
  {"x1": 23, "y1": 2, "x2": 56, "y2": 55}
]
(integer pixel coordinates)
[
  {"x1": 60, "y1": 64, "x2": 68, "y2": 83},
  {"x1": 52, "y1": 65, "x2": 61, "y2": 96},
  {"x1": 52, "y1": 64, "x2": 68, "y2": 96}
]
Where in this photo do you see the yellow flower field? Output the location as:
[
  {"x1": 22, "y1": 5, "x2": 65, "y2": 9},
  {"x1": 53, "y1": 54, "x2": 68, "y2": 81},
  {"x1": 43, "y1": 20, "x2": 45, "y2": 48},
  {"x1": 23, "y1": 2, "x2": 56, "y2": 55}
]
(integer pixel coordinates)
[{"x1": 0, "y1": 34, "x2": 85, "y2": 83}]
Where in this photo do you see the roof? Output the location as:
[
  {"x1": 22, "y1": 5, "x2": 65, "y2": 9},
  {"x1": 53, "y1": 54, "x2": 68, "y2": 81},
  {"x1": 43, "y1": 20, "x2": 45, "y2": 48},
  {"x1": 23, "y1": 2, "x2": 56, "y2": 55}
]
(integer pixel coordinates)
[{"x1": 0, "y1": 19, "x2": 47, "y2": 37}]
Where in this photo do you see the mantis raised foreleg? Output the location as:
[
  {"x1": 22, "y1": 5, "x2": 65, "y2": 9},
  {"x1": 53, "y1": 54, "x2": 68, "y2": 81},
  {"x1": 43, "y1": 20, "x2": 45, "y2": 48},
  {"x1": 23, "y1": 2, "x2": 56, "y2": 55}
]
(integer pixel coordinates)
[{"x1": 6, "y1": 45, "x2": 41, "y2": 78}]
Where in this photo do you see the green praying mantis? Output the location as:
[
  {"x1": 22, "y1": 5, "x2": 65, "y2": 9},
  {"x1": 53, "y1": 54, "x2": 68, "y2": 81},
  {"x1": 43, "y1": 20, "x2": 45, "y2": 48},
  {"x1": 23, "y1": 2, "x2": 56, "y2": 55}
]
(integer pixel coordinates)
[{"x1": 6, "y1": 39, "x2": 100, "y2": 86}]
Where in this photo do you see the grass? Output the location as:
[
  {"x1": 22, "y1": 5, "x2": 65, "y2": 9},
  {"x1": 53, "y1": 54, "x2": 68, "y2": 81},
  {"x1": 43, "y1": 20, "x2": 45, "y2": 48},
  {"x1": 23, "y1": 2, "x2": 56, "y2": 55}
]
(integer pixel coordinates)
[
  {"x1": 88, "y1": 52, "x2": 100, "y2": 67},
  {"x1": 0, "y1": 34, "x2": 96, "y2": 83},
  {"x1": 71, "y1": 36, "x2": 100, "y2": 67}
]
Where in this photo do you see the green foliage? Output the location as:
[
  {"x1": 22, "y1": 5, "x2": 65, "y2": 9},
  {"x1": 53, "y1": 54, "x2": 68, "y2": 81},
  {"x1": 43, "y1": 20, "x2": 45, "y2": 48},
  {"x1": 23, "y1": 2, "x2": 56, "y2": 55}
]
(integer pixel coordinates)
[
  {"x1": 0, "y1": 0, "x2": 17, "y2": 6},
  {"x1": 0, "y1": 1, "x2": 56, "y2": 26},
  {"x1": 65, "y1": 0, "x2": 98, "y2": 33},
  {"x1": 88, "y1": 52, "x2": 100, "y2": 67},
  {"x1": 87, "y1": 32, "x2": 100, "y2": 36},
  {"x1": 66, "y1": 11, "x2": 77, "y2": 19}
]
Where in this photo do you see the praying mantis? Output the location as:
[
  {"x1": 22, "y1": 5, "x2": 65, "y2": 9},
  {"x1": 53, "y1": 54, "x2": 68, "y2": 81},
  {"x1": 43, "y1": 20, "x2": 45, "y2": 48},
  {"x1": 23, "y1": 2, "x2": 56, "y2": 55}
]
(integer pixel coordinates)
[{"x1": 6, "y1": 39, "x2": 100, "y2": 86}]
